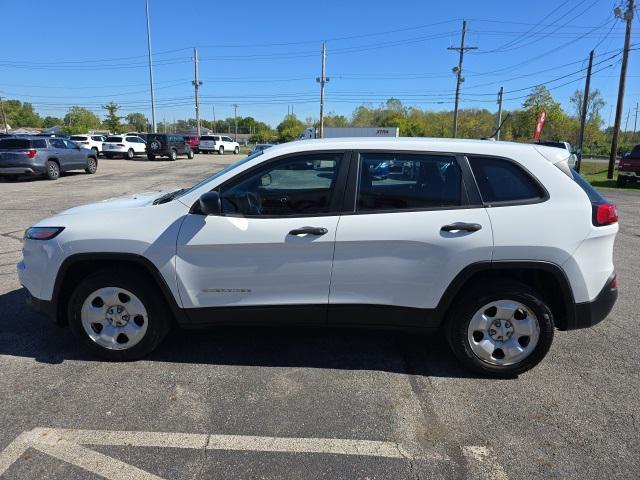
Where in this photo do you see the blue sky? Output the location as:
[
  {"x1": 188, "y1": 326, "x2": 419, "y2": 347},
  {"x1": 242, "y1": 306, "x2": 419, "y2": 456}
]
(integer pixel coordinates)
[{"x1": 1, "y1": 0, "x2": 639, "y2": 128}]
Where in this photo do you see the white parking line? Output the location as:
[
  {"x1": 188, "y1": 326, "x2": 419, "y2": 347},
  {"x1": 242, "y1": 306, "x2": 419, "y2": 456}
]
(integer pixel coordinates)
[{"x1": 0, "y1": 428, "x2": 507, "y2": 480}]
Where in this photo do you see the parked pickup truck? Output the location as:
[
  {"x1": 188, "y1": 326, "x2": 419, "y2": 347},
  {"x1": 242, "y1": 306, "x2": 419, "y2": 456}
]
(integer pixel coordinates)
[{"x1": 617, "y1": 145, "x2": 640, "y2": 187}]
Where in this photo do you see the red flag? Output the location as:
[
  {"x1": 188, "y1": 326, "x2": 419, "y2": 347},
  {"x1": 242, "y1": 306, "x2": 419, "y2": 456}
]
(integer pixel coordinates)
[{"x1": 533, "y1": 111, "x2": 547, "y2": 140}]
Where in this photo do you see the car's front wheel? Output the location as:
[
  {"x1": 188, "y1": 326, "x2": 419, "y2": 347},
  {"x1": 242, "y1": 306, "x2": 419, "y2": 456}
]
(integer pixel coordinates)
[
  {"x1": 446, "y1": 281, "x2": 554, "y2": 377},
  {"x1": 85, "y1": 157, "x2": 98, "y2": 174},
  {"x1": 218, "y1": 146, "x2": 224, "y2": 155},
  {"x1": 169, "y1": 149, "x2": 177, "y2": 161},
  {"x1": 234, "y1": 146, "x2": 239, "y2": 154},
  {"x1": 187, "y1": 149, "x2": 194, "y2": 159},
  {"x1": 127, "y1": 148, "x2": 135, "y2": 160},
  {"x1": 68, "y1": 269, "x2": 171, "y2": 361}
]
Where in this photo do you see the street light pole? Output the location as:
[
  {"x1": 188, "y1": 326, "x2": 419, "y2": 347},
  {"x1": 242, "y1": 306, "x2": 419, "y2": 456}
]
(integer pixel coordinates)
[{"x1": 144, "y1": 0, "x2": 157, "y2": 133}]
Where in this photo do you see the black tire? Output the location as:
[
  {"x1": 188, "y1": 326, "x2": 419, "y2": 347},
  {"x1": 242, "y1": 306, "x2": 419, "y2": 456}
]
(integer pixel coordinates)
[
  {"x1": 234, "y1": 146, "x2": 239, "y2": 154},
  {"x1": 218, "y1": 146, "x2": 224, "y2": 155},
  {"x1": 46, "y1": 160, "x2": 60, "y2": 180},
  {"x1": 445, "y1": 281, "x2": 554, "y2": 378},
  {"x1": 616, "y1": 175, "x2": 628, "y2": 187},
  {"x1": 85, "y1": 157, "x2": 98, "y2": 174},
  {"x1": 147, "y1": 154, "x2": 155, "y2": 161},
  {"x1": 127, "y1": 148, "x2": 134, "y2": 160},
  {"x1": 169, "y1": 149, "x2": 177, "y2": 161},
  {"x1": 67, "y1": 268, "x2": 172, "y2": 361},
  {"x1": 187, "y1": 149, "x2": 194, "y2": 159}
]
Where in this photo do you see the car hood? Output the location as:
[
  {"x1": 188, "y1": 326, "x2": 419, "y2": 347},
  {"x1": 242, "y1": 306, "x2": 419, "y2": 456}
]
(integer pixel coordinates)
[{"x1": 59, "y1": 191, "x2": 166, "y2": 215}]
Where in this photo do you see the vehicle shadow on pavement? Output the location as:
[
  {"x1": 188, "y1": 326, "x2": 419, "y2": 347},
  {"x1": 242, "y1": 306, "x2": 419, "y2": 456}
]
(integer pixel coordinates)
[{"x1": 0, "y1": 288, "x2": 484, "y2": 379}]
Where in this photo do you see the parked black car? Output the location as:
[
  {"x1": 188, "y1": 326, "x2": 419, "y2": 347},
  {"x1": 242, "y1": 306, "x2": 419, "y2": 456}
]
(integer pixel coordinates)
[
  {"x1": 146, "y1": 134, "x2": 194, "y2": 161},
  {"x1": 0, "y1": 136, "x2": 98, "y2": 181}
]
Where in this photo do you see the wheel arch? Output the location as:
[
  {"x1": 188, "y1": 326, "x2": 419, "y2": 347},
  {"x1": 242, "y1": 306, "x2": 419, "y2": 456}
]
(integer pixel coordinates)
[
  {"x1": 52, "y1": 253, "x2": 185, "y2": 326},
  {"x1": 437, "y1": 261, "x2": 576, "y2": 331}
]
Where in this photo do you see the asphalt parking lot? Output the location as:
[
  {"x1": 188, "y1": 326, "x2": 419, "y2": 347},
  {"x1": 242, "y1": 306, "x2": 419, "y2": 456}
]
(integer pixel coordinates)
[{"x1": 0, "y1": 153, "x2": 639, "y2": 479}]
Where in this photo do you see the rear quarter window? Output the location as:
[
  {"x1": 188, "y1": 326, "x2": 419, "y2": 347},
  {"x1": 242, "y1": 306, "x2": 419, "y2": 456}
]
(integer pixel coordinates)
[
  {"x1": 105, "y1": 136, "x2": 122, "y2": 142},
  {"x1": 468, "y1": 156, "x2": 546, "y2": 205},
  {"x1": 33, "y1": 139, "x2": 47, "y2": 148}
]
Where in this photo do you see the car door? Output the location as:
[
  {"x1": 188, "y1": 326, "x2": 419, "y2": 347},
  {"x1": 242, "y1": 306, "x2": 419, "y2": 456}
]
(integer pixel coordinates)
[
  {"x1": 176, "y1": 151, "x2": 349, "y2": 323},
  {"x1": 49, "y1": 138, "x2": 71, "y2": 170},
  {"x1": 328, "y1": 151, "x2": 494, "y2": 327},
  {"x1": 63, "y1": 139, "x2": 86, "y2": 168}
]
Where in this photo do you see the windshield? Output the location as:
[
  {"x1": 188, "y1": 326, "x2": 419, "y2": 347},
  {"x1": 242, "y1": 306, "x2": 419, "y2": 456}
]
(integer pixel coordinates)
[{"x1": 168, "y1": 151, "x2": 264, "y2": 202}]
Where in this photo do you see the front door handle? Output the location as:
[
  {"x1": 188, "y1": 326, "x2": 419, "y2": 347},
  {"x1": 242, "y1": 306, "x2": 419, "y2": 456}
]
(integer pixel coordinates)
[
  {"x1": 441, "y1": 222, "x2": 482, "y2": 232},
  {"x1": 289, "y1": 227, "x2": 328, "y2": 236}
]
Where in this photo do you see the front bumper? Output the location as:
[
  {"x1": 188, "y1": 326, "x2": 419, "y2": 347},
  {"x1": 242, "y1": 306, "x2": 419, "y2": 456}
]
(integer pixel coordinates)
[
  {"x1": 569, "y1": 274, "x2": 618, "y2": 329},
  {"x1": 24, "y1": 288, "x2": 55, "y2": 320}
]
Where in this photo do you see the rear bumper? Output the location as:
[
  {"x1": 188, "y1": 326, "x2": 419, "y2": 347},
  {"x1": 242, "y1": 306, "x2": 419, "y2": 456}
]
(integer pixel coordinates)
[
  {"x1": 0, "y1": 167, "x2": 39, "y2": 175},
  {"x1": 568, "y1": 274, "x2": 617, "y2": 330}
]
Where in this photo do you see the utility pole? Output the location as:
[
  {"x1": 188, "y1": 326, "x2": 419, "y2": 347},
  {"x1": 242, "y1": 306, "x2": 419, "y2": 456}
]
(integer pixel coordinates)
[
  {"x1": 163, "y1": 116, "x2": 166, "y2": 133},
  {"x1": 448, "y1": 19, "x2": 477, "y2": 138},
  {"x1": 576, "y1": 49, "x2": 594, "y2": 173},
  {"x1": 232, "y1": 104, "x2": 238, "y2": 141},
  {"x1": 144, "y1": 0, "x2": 157, "y2": 133},
  {"x1": 634, "y1": 102, "x2": 639, "y2": 134},
  {"x1": 212, "y1": 105, "x2": 216, "y2": 132},
  {"x1": 496, "y1": 86, "x2": 504, "y2": 141},
  {"x1": 0, "y1": 96, "x2": 8, "y2": 134},
  {"x1": 192, "y1": 47, "x2": 203, "y2": 137},
  {"x1": 624, "y1": 107, "x2": 631, "y2": 132},
  {"x1": 316, "y1": 42, "x2": 330, "y2": 138},
  {"x1": 608, "y1": 0, "x2": 635, "y2": 179}
]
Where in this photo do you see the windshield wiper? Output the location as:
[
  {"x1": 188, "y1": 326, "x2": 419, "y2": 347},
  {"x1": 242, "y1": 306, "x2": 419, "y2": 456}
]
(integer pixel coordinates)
[{"x1": 153, "y1": 188, "x2": 186, "y2": 205}]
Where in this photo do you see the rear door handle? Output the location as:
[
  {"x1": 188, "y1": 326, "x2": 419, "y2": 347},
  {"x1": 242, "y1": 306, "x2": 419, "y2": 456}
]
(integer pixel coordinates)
[
  {"x1": 441, "y1": 222, "x2": 482, "y2": 232},
  {"x1": 289, "y1": 227, "x2": 328, "y2": 236}
]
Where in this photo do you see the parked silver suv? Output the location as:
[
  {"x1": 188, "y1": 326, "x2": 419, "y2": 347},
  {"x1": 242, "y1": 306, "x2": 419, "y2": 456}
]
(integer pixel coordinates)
[{"x1": 0, "y1": 136, "x2": 98, "y2": 180}]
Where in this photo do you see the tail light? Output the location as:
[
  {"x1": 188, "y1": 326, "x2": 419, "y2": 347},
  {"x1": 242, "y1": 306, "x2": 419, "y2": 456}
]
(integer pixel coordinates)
[
  {"x1": 609, "y1": 275, "x2": 617, "y2": 290},
  {"x1": 593, "y1": 203, "x2": 618, "y2": 226},
  {"x1": 26, "y1": 148, "x2": 37, "y2": 159}
]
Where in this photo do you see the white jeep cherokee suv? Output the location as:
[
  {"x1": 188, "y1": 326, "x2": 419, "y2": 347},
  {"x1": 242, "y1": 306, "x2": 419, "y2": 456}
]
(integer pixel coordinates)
[
  {"x1": 18, "y1": 138, "x2": 618, "y2": 377},
  {"x1": 199, "y1": 135, "x2": 240, "y2": 155}
]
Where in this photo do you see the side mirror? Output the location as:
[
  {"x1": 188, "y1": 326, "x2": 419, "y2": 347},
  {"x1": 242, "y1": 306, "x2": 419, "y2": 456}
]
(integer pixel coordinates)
[
  {"x1": 199, "y1": 191, "x2": 221, "y2": 215},
  {"x1": 260, "y1": 173, "x2": 272, "y2": 187}
]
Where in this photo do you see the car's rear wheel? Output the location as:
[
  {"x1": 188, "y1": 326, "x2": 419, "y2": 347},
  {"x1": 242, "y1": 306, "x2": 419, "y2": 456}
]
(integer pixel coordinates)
[
  {"x1": 446, "y1": 281, "x2": 554, "y2": 377},
  {"x1": 85, "y1": 157, "x2": 98, "y2": 174},
  {"x1": 616, "y1": 175, "x2": 628, "y2": 187},
  {"x1": 234, "y1": 146, "x2": 239, "y2": 154},
  {"x1": 218, "y1": 146, "x2": 224, "y2": 155},
  {"x1": 46, "y1": 160, "x2": 60, "y2": 180},
  {"x1": 187, "y1": 149, "x2": 194, "y2": 159},
  {"x1": 169, "y1": 149, "x2": 177, "y2": 161},
  {"x1": 127, "y1": 148, "x2": 134, "y2": 160},
  {"x1": 68, "y1": 269, "x2": 171, "y2": 361}
]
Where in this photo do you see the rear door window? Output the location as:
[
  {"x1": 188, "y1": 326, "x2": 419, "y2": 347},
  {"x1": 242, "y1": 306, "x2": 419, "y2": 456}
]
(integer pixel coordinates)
[
  {"x1": 468, "y1": 156, "x2": 545, "y2": 205},
  {"x1": 357, "y1": 153, "x2": 462, "y2": 212},
  {"x1": 105, "y1": 136, "x2": 122, "y2": 142},
  {"x1": 50, "y1": 138, "x2": 67, "y2": 149},
  {"x1": 33, "y1": 139, "x2": 47, "y2": 148}
]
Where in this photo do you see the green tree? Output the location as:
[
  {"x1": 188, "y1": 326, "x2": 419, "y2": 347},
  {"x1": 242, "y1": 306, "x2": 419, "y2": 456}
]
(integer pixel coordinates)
[
  {"x1": 64, "y1": 107, "x2": 101, "y2": 134},
  {"x1": 569, "y1": 88, "x2": 605, "y2": 125},
  {"x1": 276, "y1": 114, "x2": 305, "y2": 142},
  {"x1": 42, "y1": 116, "x2": 64, "y2": 128},
  {"x1": 125, "y1": 112, "x2": 148, "y2": 132},
  {"x1": 102, "y1": 102, "x2": 122, "y2": 133},
  {"x1": 3, "y1": 100, "x2": 41, "y2": 128}
]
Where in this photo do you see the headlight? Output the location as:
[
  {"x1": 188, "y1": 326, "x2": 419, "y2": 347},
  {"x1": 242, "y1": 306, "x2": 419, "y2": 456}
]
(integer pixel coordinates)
[{"x1": 24, "y1": 227, "x2": 65, "y2": 240}]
